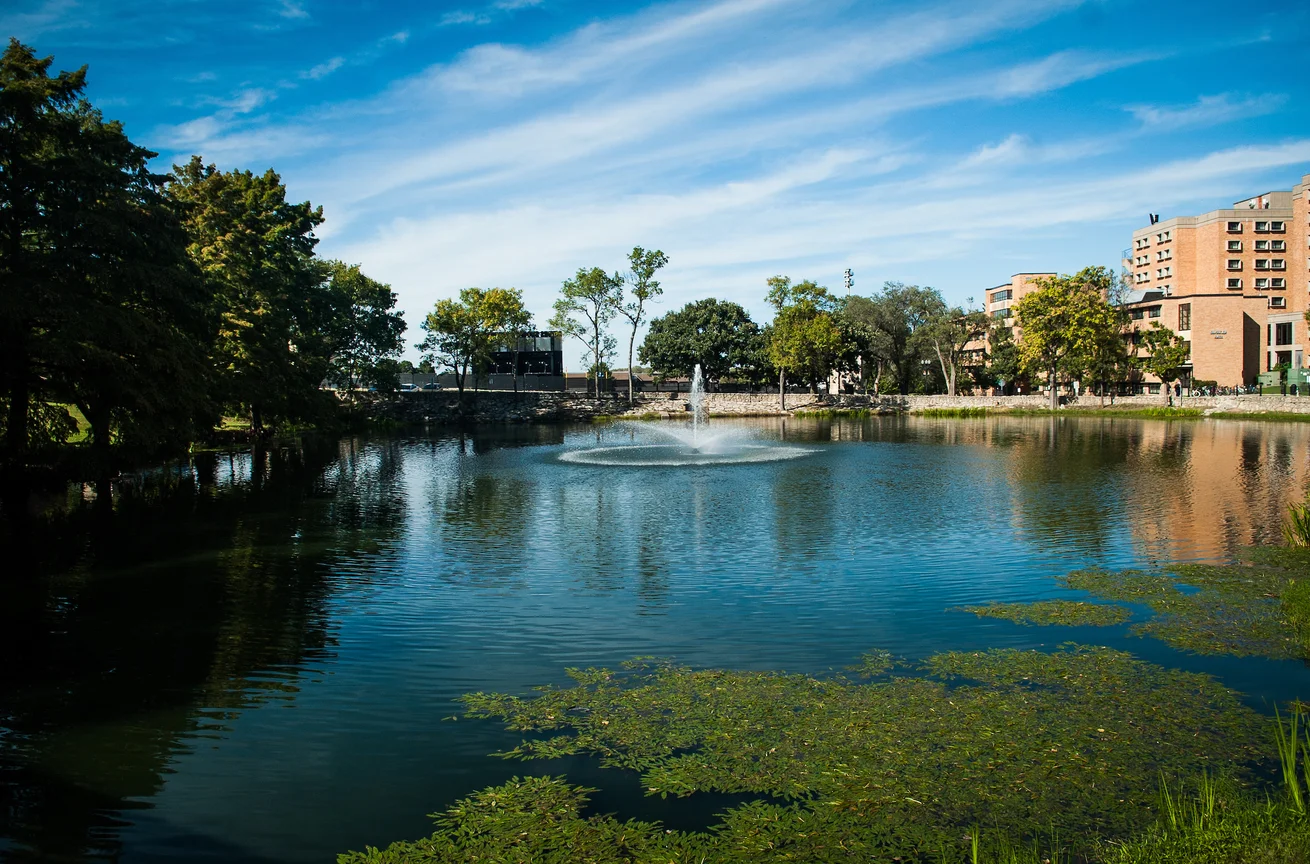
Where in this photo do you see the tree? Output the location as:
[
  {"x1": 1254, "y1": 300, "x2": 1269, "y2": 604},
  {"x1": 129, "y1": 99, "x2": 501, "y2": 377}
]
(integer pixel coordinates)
[
  {"x1": 418, "y1": 287, "x2": 530, "y2": 399},
  {"x1": 639, "y1": 298, "x2": 760, "y2": 386},
  {"x1": 1139, "y1": 323, "x2": 1191, "y2": 406},
  {"x1": 765, "y1": 277, "x2": 842, "y2": 408},
  {"x1": 836, "y1": 296, "x2": 895, "y2": 395},
  {"x1": 0, "y1": 39, "x2": 211, "y2": 476},
  {"x1": 549, "y1": 267, "x2": 622, "y2": 398},
  {"x1": 986, "y1": 322, "x2": 1024, "y2": 395},
  {"x1": 862, "y1": 283, "x2": 947, "y2": 395},
  {"x1": 616, "y1": 247, "x2": 667, "y2": 403},
  {"x1": 920, "y1": 306, "x2": 991, "y2": 397},
  {"x1": 1084, "y1": 316, "x2": 1133, "y2": 406},
  {"x1": 323, "y1": 262, "x2": 406, "y2": 397},
  {"x1": 168, "y1": 156, "x2": 328, "y2": 434},
  {"x1": 1014, "y1": 267, "x2": 1121, "y2": 411}
]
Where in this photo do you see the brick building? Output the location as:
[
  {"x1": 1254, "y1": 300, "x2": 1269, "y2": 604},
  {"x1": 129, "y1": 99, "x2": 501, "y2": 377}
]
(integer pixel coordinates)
[{"x1": 1123, "y1": 173, "x2": 1310, "y2": 390}]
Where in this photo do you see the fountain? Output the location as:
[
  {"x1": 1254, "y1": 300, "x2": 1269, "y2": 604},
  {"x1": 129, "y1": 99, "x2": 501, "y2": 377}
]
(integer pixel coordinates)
[{"x1": 559, "y1": 363, "x2": 811, "y2": 466}]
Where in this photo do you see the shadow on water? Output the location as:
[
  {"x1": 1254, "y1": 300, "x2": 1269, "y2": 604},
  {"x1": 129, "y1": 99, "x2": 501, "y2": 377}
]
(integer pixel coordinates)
[{"x1": 0, "y1": 435, "x2": 406, "y2": 861}]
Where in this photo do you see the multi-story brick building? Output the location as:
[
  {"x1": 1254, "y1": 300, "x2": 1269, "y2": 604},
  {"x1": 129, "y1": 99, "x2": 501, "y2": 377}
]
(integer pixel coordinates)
[
  {"x1": 984, "y1": 272, "x2": 1056, "y2": 326},
  {"x1": 1123, "y1": 173, "x2": 1310, "y2": 390}
]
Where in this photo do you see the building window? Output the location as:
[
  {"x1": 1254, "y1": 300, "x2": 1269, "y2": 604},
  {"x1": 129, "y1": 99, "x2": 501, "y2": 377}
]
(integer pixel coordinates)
[
  {"x1": 1272, "y1": 259, "x2": 1286, "y2": 270},
  {"x1": 1148, "y1": 306, "x2": 1161, "y2": 318},
  {"x1": 1271, "y1": 240, "x2": 1286, "y2": 251},
  {"x1": 1272, "y1": 278, "x2": 1286, "y2": 289},
  {"x1": 1271, "y1": 221, "x2": 1285, "y2": 232},
  {"x1": 1271, "y1": 297, "x2": 1287, "y2": 309},
  {"x1": 1256, "y1": 221, "x2": 1269, "y2": 232},
  {"x1": 1256, "y1": 240, "x2": 1270, "y2": 251},
  {"x1": 1130, "y1": 309, "x2": 1144, "y2": 320},
  {"x1": 992, "y1": 308, "x2": 1009, "y2": 319},
  {"x1": 991, "y1": 289, "x2": 1011, "y2": 303},
  {"x1": 1256, "y1": 278, "x2": 1269, "y2": 289},
  {"x1": 1256, "y1": 259, "x2": 1269, "y2": 270},
  {"x1": 1228, "y1": 259, "x2": 1243, "y2": 270},
  {"x1": 1183, "y1": 340, "x2": 1191, "y2": 361},
  {"x1": 1276, "y1": 322, "x2": 1293, "y2": 346},
  {"x1": 1228, "y1": 221, "x2": 1243, "y2": 232},
  {"x1": 1228, "y1": 240, "x2": 1242, "y2": 251},
  {"x1": 1227, "y1": 278, "x2": 1243, "y2": 289},
  {"x1": 1178, "y1": 304, "x2": 1191, "y2": 331}
]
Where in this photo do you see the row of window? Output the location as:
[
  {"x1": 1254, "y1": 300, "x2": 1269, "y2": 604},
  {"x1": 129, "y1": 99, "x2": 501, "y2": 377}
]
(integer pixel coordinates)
[
  {"x1": 1134, "y1": 230, "x2": 1173, "y2": 250},
  {"x1": 1227, "y1": 259, "x2": 1287, "y2": 270},
  {"x1": 992, "y1": 308, "x2": 1010, "y2": 319},
  {"x1": 990, "y1": 289, "x2": 1012, "y2": 303},
  {"x1": 1228, "y1": 220, "x2": 1286, "y2": 233},
  {"x1": 1227, "y1": 240, "x2": 1287, "y2": 252},
  {"x1": 1130, "y1": 307, "x2": 1163, "y2": 320},
  {"x1": 1227, "y1": 278, "x2": 1287, "y2": 289},
  {"x1": 1156, "y1": 266, "x2": 1173, "y2": 279}
]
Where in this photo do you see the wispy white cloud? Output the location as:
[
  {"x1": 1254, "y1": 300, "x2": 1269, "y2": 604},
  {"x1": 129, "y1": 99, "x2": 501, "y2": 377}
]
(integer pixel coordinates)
[
  {"x1": 302, "y1": 56, "x2": 344, "y2": 80},
  {"x1": 0, "y1": 0, "x2": 86, "y2": 40},
  {"x1": 1127, "y1": 92, "x2": 1287, "y2": 129},
  {"x1": 277, "y1": 0, "x2": 309, "y2": 20}
]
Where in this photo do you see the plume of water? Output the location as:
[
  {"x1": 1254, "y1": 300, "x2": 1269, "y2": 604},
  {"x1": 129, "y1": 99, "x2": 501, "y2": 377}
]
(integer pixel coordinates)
[{"x1": 690, "y1": 364, "x2": 707, "y2": 443}]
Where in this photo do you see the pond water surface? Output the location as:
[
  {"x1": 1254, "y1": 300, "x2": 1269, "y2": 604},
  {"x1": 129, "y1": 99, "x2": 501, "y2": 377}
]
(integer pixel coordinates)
[{"x1": 3, "y1": 415, "x2": 1310, "y2": 862}]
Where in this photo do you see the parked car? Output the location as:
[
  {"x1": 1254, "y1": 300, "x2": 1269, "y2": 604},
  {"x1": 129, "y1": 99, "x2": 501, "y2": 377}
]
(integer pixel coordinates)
[
  {"x1": 399, "y1": 383, "x2": 417, "y2": 391},
  {"x1": 422, "y1": 382, "x2": 441, "y2": 390}
]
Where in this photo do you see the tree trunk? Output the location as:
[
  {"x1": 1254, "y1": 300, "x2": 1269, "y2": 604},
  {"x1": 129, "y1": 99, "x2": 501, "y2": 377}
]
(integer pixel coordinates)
[
  {"x1": 251, "y1": 403, "x2": 264, "y2": 437},
  {"x1": 5, "y1": 373, "x2": 30, "y2": 461},
  {"x1": 1048, "y1": 365, "x2": 1058, "y2": 412},
  {"x1": 627, "y1": 329, "x2": 636, "y2": 405},
  {"x1": 779, "y1": 370, "x2": 786, "y2": 411},
  {"x1": 934, "y1": 343, "x2": 955, "y2": 397}
]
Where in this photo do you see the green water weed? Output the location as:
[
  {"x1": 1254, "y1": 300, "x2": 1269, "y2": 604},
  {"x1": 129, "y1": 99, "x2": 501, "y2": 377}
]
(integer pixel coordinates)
[{"x1": 960, "y1": 600, "x2": 1131, "y2": 627}]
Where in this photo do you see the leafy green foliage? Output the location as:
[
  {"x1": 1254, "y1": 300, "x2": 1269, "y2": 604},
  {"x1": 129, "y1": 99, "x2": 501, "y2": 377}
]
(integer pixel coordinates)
[
  {"x1": 961, "y1": 600, "x2": 1132, "y2": 627},
  {"x1": 1138, "y1": 323, "x2": 1191, "y2": 400},
  {"x1": 418, "y1": 287, "x2": 530, "y2": 396},
  {"x1": 1014, "y1": 268, "x2": 1123, "y2": 410},
  {"x1": 1, "y1": 39, "x2": 213, "y2": 463},
  {"x1": 920, "y1": 307, "x2": 990, "y2": 396},
  {"x1": 168, "y1": 155, "x2": 329, "y2": 433},
  {"x1": 323, "y1": 262, "x2": 407, "y2": 395},
  {"x1": 550, "y1": 267, "x2": 623, "y2": 397},
  {"x1": 639, "y1": 299, "x2": 762, "y2": 384},
  {"x1": 616, "y1": 247, "x2": 668, "y2": 403}
]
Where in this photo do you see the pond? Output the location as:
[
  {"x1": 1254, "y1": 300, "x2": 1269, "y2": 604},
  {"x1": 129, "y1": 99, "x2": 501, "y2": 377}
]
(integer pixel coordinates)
[{"x1": 2, "y1": 415, "x2": 1310, "y2": 862}]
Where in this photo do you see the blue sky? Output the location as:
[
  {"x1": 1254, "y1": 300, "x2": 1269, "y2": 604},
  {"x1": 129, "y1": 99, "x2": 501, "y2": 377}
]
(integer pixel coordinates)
[{"x1": 5, "y1": 0, "x2": 1309, "y2": 365}]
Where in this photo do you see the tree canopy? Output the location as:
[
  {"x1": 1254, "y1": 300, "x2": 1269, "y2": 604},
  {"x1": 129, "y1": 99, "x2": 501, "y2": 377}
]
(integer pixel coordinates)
[
  {"x1": 639, "y1": 298, "x2": 761, "y2": 385},
  {"x1": 418, "y1": 287, "x2": 530, "y2": 397},
  {"x1": 1015, "y1": 267, "x2": 1121, "y2": 410},
  {"x1": 550, "y1": 267, "x2": 623, "y2": 397}
]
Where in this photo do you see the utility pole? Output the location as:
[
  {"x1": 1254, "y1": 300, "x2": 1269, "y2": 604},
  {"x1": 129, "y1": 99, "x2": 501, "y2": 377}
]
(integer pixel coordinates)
[{"x1": 842, "y1": 269, "x2": 859, "y2": 394}]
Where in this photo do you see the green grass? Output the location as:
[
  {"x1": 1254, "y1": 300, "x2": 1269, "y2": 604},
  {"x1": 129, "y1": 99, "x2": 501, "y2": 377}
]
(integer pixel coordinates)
[
  {"x1": 791, "y1": 407, "x2": 876, "y2": 418},
  {"x1": 961, "y1": 599, "x2": 1132, "y2": 627},
  {"x1": 1211, "y1": 411, "x2": 1310, "y2": 422},
  {"x1": 913, "y1": 407, "x2": 990, "y2": 417}
]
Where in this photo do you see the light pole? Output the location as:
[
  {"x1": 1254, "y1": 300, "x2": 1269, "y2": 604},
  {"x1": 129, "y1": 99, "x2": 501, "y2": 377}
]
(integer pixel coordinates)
[{"x1": 843, "y1": 268, "x2": 858, "y2": 393}]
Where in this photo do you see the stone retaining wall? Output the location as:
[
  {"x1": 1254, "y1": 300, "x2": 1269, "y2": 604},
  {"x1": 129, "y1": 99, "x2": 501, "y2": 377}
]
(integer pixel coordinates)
[{"x1": 366, "y1": 390, "x2": 1310, "y2": 425}]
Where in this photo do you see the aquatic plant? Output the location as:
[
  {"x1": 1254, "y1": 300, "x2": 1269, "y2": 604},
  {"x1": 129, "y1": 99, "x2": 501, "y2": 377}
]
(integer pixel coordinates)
[
  {"x1": 1061, "y1": 552, "x2": 1310, "y2": 659},
  {"x1": 961, "y1": 600, "x2": 1131, "y2": 627},
  {"x1": 342, "y1": 647, "x2": 1271, "y2": 862},
  {"x1": 1284, "y1": 501, "x2": 1310, "y2": 548}
]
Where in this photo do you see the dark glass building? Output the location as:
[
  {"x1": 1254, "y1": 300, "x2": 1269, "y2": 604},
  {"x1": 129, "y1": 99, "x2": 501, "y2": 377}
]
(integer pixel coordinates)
[{"x1": 486, "y1": 331, "x2": 564, "y2": 375}]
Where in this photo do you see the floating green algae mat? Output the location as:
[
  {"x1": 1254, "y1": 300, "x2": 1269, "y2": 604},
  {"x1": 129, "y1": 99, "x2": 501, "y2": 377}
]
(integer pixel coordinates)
[
  {"x1": 1057, "y1": 546, "x2": 1310, "y2": 659},
  {"x1": 341, "y1": 647, "x2": 1270, "y2": 862},
  {"x1": 962, "y1": 600, "x2": 1132, "y2": 627}
]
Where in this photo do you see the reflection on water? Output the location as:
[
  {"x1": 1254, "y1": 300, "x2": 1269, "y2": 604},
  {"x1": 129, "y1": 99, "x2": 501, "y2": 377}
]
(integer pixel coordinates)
[{"x1": 1, "y1": 417, "x2": 1309, "y2": 862}]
